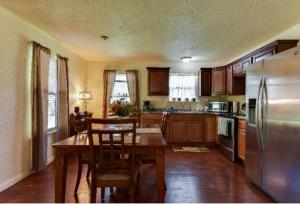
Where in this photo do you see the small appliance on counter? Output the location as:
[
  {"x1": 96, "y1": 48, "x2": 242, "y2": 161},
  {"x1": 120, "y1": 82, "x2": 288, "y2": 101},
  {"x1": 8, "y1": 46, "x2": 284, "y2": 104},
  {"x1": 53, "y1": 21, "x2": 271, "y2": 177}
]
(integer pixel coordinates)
[
  {"x1": 209, "y1": 101, "x2": 239, "y2": 113},
  {"x1": 240, "y1": 102, "x2": 246, "y2": 115},
  {"x1": 143, "y1": 100, "x2": 154, "y2": 111}
]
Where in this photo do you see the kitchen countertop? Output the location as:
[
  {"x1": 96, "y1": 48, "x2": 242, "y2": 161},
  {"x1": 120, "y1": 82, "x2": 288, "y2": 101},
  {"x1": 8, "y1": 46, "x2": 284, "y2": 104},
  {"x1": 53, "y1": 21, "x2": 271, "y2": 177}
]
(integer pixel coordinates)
[{"x1": 142, "y1": 110, "x2": 246, "y2": 118}]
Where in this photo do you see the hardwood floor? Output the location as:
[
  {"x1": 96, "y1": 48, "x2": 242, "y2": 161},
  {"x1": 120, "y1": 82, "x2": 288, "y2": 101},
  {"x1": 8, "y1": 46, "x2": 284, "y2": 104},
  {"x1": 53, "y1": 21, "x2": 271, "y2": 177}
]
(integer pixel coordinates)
[{"x1": 0, "y1": 148, "x2": 273, "y2": 203}]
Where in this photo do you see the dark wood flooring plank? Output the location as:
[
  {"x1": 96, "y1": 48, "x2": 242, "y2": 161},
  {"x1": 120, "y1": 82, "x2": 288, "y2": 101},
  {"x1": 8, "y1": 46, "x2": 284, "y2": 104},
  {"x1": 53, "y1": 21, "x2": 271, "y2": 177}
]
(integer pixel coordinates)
[{"x1": 0, "y1": 148, "x2": 273, "y2": 203}]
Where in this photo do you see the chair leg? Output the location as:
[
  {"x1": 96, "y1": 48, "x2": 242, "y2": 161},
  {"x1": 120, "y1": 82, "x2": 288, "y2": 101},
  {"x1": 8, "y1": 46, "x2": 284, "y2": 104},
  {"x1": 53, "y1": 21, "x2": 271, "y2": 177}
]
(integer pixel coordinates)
[
  {"x1": 86, "y1": 164, "x2": 91, "y2": 179},
  {"x1": 164, "y1": 178, "x2": 167, "y2": 192},
  {"x1": 74, "y1": 157, "x2": 83, "y2": 194},
  {"x1": 136, "y1": 172, "x2": 140, "y2": 200},
  {"x1": 101, "y1": 187, "x2": 105, "y2": 201},
  {"x1": 90, "y1": 180, "x2": 97, "y2": 203},
  {"x1": 130, "y1": 185, "x2": 136, "y2": 203},
  {"x1": 110, "y1": 187, "x2": 113, "y2": 194}
]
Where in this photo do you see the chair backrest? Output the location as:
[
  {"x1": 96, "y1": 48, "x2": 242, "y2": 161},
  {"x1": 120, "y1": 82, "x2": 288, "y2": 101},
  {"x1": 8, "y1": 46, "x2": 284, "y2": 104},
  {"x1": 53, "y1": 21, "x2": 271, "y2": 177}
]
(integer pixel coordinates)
[
  {"x1": 69, "y1": 112, "x2": 93, "y2": 136},
  {"x1": 85, "y1": 117, "x2": 138, "y2": 174},
  {"x1": 160, "y1": 112, "x2": 169, "y2": 138}
]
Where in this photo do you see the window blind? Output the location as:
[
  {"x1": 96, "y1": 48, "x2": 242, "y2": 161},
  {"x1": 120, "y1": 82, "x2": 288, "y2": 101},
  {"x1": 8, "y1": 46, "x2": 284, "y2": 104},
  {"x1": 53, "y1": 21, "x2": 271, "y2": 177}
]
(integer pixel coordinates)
[{"x1": 48, "y1": 58, "x2": 57, "y2": 130}]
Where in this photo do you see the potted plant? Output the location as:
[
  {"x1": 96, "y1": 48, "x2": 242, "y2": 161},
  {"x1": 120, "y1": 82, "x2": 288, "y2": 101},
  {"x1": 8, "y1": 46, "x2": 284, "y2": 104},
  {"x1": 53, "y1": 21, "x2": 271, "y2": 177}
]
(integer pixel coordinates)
[{"x1": 110, "y1": 98, "x2": 133, "y2": 117}]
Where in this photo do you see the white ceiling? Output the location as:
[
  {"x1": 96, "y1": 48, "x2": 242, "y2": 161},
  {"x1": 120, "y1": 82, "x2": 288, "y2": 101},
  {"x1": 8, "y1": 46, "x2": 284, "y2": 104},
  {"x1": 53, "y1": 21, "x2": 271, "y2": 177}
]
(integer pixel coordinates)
[{"x1": 1, "y1": 0, "x2": 300, "y2": 64}]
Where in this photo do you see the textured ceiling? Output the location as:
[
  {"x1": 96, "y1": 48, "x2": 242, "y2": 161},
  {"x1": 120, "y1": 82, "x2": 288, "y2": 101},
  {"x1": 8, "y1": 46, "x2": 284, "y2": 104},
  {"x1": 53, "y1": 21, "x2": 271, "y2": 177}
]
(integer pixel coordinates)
[{"x1": 1, "y1": 0, "x2": 300, "y2": 63}]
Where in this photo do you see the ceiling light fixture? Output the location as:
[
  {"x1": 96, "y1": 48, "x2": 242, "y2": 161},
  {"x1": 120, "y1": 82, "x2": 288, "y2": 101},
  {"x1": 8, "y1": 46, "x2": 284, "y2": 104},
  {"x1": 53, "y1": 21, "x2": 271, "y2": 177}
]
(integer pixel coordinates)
[
  {"x1": 100, "y1": 35, "x2": 109, "y2": 40},
  {"x1": 181, "y1": 56, "x2": 192, "y2": 63}
]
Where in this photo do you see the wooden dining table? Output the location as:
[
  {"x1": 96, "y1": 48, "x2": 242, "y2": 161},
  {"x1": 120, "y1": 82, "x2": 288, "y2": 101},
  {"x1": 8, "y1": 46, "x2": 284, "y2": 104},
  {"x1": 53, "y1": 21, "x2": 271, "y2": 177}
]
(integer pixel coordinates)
[{"x1": 52, "y1": 127, "x2": 167, "y2": 203}]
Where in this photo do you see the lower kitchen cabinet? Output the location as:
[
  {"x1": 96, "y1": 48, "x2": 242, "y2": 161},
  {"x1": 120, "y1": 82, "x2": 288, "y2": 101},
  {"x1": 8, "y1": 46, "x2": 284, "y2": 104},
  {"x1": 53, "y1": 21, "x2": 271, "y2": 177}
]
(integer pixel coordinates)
[
  {"x1": 238, "y1": 119, "x2": 246, "y2": 160},
  {"x1": 140, "y1": 112, "x2": 162, "y2": 128},
  {"x1": 170, "y1": 120, "x2": 186, "y2": 142},
  {"x1": 204, "y1": 115, "x2": 217, "y2": 143},
  {"x1": 141, "y1": 112, "x2": 218, "y2": 145},
  {"x1": 187, "y1": 121, "x2": 204, "y2": 142},
  {"x1": 169, "y1": 114, "x2": 216, "y2": 144}
]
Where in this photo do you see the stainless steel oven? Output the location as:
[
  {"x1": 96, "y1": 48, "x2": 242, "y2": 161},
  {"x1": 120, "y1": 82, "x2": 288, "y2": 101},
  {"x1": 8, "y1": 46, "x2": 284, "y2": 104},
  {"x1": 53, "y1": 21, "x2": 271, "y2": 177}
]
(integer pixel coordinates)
[{"x1": 217, "y1": 115, "x2": 237, "y2": 162}]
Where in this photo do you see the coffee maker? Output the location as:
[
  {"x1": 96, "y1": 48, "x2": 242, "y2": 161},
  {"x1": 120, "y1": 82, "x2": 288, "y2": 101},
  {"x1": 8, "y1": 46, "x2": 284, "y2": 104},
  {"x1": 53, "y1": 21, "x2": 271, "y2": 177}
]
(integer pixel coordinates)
[{"x1": 143, "y1": 101, "x2": 151, "y2": 111}]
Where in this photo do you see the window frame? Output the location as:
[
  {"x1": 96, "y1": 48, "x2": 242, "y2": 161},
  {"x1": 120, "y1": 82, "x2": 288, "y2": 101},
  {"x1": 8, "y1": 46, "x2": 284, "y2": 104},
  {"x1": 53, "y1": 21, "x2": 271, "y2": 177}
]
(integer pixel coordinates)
[
  {"x1": 47, "y1": 57, "x2": 58, "y2": 133},
  {"x1": 168, "y1": 73, "x2": 198, "y2": 101},
  {"x1": 110, "y1": 73, "x2": 130, "y2": 104}
]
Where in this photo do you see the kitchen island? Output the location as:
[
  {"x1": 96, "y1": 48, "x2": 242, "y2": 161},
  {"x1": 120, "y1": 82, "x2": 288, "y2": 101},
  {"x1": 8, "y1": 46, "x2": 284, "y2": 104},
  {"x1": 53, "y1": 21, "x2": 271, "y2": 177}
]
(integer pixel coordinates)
[{"x1": 141, "y1": 111, "x2": 222, "y2": 145}]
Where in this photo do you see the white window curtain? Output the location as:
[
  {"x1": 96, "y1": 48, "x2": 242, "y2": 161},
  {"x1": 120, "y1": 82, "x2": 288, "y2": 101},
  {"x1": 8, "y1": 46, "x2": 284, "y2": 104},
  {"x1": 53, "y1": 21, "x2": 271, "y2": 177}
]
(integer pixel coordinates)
[{"x1": 169, "y1": 73, "x2": 197, "y2": 101}]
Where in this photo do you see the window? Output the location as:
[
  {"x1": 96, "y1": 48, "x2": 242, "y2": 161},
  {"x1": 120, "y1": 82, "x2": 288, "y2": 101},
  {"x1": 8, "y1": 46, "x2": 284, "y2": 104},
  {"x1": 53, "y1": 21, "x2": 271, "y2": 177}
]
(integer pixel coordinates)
[
  {"x1": 169, "y1": 73, "x2": 197, "y2": 101},
  {"x1": 110, "y1": 73, "x2": 130, "y2": 104},
  {"x1": 48, "y1": 58, "x2": 57, "y2": 131}
]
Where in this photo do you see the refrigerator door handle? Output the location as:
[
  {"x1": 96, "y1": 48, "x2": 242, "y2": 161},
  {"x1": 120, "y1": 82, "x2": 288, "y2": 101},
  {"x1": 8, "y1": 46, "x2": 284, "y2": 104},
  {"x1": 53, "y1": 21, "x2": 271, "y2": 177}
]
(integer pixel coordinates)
[
  {"x1": 261, "y1": 77, "x2": 268, "y2": 149},
  {"x1": 256, "y1": 77, "x2": 264, "y2": 148}
]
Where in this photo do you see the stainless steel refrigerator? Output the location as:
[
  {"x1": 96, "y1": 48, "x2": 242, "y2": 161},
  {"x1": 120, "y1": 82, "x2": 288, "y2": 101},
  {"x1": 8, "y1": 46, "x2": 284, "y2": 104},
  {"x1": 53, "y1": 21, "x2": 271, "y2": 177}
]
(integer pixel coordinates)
[{"x1": 246, "y1": 46, "x2": 300, "y2": 202}]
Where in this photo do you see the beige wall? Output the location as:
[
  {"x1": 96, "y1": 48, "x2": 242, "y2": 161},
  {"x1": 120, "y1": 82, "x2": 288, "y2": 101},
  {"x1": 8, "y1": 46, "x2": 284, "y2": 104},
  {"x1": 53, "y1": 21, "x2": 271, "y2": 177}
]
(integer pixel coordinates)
[
  {"x1": 86, "y1": 61, "x2": 245, "y2": 117},
  {"x1": 0, "y1": 6, "x2": 87, "y2": 191}
]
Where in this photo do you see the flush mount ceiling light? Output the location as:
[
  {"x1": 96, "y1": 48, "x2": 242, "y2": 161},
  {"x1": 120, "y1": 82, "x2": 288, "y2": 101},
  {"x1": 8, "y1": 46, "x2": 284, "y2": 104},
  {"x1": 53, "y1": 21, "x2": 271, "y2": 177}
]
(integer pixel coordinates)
[
  {"x1": 181, "y1": 56, "x2": 192, "y2": 63},
  {"x1": 100, "y1": 35, "x2": 109, "y2": 40}
]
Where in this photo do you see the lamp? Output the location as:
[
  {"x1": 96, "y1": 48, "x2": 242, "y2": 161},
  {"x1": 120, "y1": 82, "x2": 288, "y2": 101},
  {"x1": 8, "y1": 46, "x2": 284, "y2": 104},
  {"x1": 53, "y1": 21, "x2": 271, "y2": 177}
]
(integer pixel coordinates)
[{"x1": 79, "y1": 91, "x2": 93, "y2": 111}]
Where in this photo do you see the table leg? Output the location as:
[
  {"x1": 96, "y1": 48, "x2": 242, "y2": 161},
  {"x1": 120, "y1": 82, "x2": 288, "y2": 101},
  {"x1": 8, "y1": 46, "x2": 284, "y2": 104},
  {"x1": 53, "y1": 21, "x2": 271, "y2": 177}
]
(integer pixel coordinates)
[
  {"x1": 156, "y1": 147, "x2": 165, "y2": 202},
  {"x1": 55, "y1": 148, "x2": 68, "y2": 202}
]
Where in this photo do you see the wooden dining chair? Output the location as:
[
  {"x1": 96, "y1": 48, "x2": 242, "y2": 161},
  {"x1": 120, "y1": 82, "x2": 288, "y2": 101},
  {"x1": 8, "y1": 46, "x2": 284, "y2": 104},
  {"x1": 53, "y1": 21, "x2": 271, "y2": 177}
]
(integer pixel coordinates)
[
  {"x1": 139, "y1": 112, "x2": 169, "y2": 163},
  {"x1": 72, "y1": 115, "x2": 92, "y2": 194},
  {"x1": 85, "y1": 117, "x2": 141, "y2": 203},
  {"x1": 137, "y1": 112, "x2": 169, "y2": 191}
]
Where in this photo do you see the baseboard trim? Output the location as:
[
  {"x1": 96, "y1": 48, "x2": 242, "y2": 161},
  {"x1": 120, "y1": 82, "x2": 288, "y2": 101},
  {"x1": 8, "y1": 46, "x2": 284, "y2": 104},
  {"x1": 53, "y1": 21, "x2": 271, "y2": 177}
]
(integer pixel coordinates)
[
  {"x1": 0, "y1": 170, "x2": 32, "y2": 192},
  {"x1": 0, "y1": 156, "x2": 54, "y2": 192}
]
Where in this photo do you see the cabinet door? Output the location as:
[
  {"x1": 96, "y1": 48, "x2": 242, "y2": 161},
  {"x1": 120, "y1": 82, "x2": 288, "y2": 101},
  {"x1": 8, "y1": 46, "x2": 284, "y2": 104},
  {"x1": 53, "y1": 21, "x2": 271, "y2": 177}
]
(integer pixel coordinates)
[
  {"x1": 171, "y1": 121, "x2": 186, "y2": 142},
  {"x1": 204, "y1": 115, "x2": 217, "y2": 143},
  {"x1": 212, "y1": 67, "x2": 226, "y2": 95},
  {"x1": 241, "y1": 57, "x2": 252, "y2": 73},
  {"x1": 238, "y1": 129, "x2": 246, "y2": 160},
  {"x1": 147, "y1": 67, "x2": 170, "y2": 95},
  {"x1": 198, "y1": 68, "x2": 212, "y2": 96},
  {"x1": 232, "y1": 62, "x2": 242, "y2": 76},
  {"x1": 252, "y1": 48, "x2": 274, "y2": 63},
  {"x1": 226, "y1": 66, "x2": 233, "y2": 95},
  {"x1": 186, "y1": 121, "x2": 204, "y2": 142},
  {"x1": 238, "y1": 120, "x2": 246, "y2": 160},
  {"x1": 142, "y1": 122, "x2": 161, "y2": 128}
]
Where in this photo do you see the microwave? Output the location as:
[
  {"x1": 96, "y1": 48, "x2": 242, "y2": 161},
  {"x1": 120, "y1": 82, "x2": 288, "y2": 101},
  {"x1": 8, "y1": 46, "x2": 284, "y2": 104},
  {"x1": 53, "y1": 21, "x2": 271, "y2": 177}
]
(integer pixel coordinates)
[{"x1": 209, "y1": 102, "x2": 234, "y2": 113}]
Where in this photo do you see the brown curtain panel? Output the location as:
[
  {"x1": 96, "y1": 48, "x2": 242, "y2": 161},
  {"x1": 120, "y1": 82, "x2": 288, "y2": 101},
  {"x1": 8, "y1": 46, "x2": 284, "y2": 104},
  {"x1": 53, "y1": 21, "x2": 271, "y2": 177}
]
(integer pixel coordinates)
[
  {"x1": 126, "y1": 70, "x2": 140, "y2": 111},
  {"x1": 103, "y1": 70, "x2": 116, "y2": 118},
  {"x1": 31, "y1": 41, "x2": 51, "y2": 172},
  {"x1": 57, "y1": 55, "x2": 69, "y2": 141}
]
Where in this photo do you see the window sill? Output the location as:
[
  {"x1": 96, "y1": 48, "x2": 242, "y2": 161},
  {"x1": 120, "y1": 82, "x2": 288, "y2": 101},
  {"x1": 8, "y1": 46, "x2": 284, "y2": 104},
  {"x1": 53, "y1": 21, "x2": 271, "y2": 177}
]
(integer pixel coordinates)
[{"x1": 47, "y1": 128, "x2": 57, "y2": 135}]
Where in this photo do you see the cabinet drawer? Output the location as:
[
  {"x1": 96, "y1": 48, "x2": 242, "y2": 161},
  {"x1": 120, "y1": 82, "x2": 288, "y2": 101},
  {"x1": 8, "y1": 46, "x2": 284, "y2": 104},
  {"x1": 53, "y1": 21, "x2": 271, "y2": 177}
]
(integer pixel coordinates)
[
  {"x1": 238, "y1": 119, "x2": 246, "y2": 129},
  {"x1": 171, "y1": 114, "x2": 204, "y2": 121},
  {"x1": 142, "y1": 122, "x2": 161, "y2": 128},
  {"x1": 142, "y1": 113, "x2": 162, "y2": 121}
]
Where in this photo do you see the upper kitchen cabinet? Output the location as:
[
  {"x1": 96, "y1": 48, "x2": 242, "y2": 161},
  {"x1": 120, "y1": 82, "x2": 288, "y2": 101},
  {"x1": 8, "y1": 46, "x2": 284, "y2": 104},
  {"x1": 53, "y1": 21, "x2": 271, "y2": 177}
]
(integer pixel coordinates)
[
  {"x1": 147, "y1": 67, "x2": 170, "y2": 96},
  {"x1": 252, "y1": 40, "x2": 298, "y2": 63},
  {"x1": 198, "y1": 68, "x2": 212, "y2": 96},
  {"x1": 232, "y1": 62, "x2": 242, "y2": 76},
  {"x1": 241, "y1": 57, "x2": 252, "y2": 74},
  {"x1": 226, "y1": 66, "x2": 233, "y2": 95},
  {"x1": 232, "y1": 57, "x2": 251, "y2": 76},
  {"x1": 212, "y1": 67, "x2": 226, "y2": 96}
]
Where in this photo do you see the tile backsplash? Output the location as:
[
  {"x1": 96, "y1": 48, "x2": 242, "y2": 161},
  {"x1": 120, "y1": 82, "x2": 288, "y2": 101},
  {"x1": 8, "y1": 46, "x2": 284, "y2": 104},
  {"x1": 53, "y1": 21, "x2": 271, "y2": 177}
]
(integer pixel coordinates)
[{"x1": 146, "y1": 95, "x2": 246, "y2": 111}]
